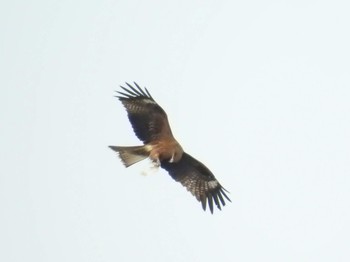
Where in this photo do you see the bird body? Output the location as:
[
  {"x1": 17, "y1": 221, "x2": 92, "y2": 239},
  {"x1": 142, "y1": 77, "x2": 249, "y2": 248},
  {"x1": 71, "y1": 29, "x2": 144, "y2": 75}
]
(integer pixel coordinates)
[{"x1": 109, "y1": 82, "x2": 230, "y2": 213}]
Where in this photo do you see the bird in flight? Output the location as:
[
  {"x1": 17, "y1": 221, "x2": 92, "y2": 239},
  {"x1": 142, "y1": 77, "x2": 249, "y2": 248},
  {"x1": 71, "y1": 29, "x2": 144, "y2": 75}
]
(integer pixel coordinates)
[{"x1": 109, "y1": 82, "x2": 230, "y2": 213}]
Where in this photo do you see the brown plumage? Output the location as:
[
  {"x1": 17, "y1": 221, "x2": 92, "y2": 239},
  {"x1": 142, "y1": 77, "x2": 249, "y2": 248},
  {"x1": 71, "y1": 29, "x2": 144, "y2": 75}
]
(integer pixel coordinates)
[{"x1": 109, "y1": 82, "x2": 230, "y2": 213}]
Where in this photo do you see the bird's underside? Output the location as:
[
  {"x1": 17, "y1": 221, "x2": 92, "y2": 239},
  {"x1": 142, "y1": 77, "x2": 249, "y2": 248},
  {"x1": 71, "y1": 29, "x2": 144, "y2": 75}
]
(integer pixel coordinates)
[{"x1": 109, "y1": 82, "x2": 231, "y2": 213}]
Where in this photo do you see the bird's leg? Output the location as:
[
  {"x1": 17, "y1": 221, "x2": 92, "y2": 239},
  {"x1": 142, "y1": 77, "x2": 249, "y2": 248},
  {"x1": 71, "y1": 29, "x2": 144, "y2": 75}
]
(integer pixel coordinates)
[
  {"x1": 150, "y1": 152, "x2": 160, "y2": 167},
  {"x1": 153, "y1": 157, "x2": 160, "y2": 167}
]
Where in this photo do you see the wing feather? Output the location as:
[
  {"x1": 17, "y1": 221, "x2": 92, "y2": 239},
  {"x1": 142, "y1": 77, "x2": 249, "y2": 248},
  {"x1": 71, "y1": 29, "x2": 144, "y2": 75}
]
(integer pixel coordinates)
[
  {"x1": 161, "y1": 152, "x2": 231, "y2": 214},
  {"x1": 213, "y1": 193, "x2": 222, "y2": 210},
  {"x1": 116, "y1": 82, "x2": 174, "y2": 144}
]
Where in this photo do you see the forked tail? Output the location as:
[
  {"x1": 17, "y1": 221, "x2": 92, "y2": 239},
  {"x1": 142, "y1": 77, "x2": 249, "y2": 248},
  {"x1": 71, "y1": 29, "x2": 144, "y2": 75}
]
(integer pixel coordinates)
[{"x1": 109, "y1": 145, "x2": 152, "y2": 167}]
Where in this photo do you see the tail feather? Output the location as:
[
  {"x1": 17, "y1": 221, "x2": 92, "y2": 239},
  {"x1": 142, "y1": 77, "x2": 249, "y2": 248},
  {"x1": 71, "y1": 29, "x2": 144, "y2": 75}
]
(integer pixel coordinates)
[{"x1": 109, "y1": 145, "x2": 151, "y2": 167}]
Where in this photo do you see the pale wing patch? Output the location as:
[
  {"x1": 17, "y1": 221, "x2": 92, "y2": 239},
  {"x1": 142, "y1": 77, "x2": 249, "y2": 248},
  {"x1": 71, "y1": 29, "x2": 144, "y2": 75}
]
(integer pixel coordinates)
[
  {"x1": 142, "y1": 99, "x2": 157, "y2": 105},
  {"x1": 208, "y1": 180, "x2": 219, "y2": 189}
]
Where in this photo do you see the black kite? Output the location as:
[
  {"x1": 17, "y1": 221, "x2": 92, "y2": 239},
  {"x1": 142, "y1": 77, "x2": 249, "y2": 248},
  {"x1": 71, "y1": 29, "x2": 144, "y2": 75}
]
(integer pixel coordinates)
[{"x1": 109, "y1": 83, "x2": 230, "y2": 213}]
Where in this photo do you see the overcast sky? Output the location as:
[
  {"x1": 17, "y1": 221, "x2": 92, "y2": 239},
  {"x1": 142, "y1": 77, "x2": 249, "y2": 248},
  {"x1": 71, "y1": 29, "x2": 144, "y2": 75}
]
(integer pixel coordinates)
[{"x1": 1, "y1": 1, "x2": 350, "y2": 261}]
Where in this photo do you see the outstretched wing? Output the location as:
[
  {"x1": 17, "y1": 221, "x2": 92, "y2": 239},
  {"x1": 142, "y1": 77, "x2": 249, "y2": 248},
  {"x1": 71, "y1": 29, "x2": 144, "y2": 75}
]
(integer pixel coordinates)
[
  {"x1": 116, "y1": 82, "x2": 174, "y2": 144},
  {"x1": 161, "y1": 152, "x2": 231, "y2": 214}
]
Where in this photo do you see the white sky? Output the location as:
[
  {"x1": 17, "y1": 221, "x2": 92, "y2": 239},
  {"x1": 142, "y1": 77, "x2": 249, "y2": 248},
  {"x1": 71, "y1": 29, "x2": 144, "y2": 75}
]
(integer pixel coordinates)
[{"x1": 1, "y1": 1, "x2": 350, "y2": 261}]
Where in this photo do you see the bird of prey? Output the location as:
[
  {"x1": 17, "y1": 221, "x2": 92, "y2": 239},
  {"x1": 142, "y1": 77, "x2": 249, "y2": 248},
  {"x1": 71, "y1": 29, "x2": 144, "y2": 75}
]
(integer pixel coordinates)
[{"x1": 109, "y1": 82, "x2": 230, "y2": 213}]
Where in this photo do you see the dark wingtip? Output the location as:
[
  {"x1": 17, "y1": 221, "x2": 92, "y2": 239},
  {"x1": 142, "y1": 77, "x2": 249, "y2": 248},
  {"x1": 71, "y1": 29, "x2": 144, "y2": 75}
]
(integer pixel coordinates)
[
  {"x1": 220, "y1": 188, "x2": 232, "y2": 203},
  {"x1": 212, "y1": 193, "x2": 222, "y2": 211},
  {"x1": 208, "y1": 196, "x2": 214, "y2": 214},
  {"x1": 201, "y1": 187, "x2": 231, "y2": 214},
  {"x1": 200, "y1": 195, "x2": 207, "y2": 212},
  {"x1": 116, "y1": 82, "x2": 153, "y2": 100}
]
